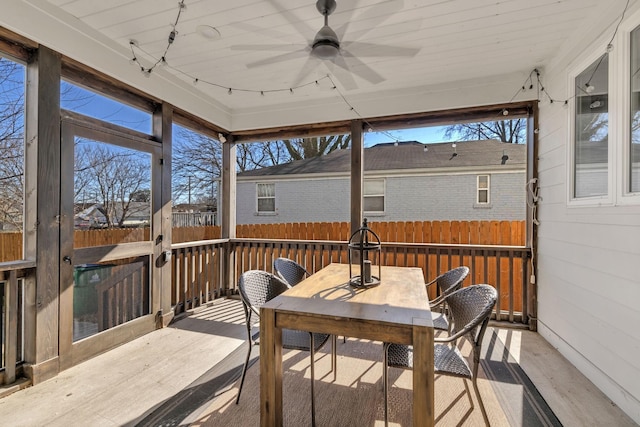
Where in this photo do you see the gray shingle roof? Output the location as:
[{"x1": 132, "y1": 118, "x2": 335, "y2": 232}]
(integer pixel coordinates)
[{"x1": 238, "y1": 140, "x2": 526, "y2": 177}]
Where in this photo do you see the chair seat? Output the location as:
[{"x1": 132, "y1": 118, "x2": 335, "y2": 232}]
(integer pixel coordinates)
[
  {"x1": 385, "y1": 343, "x2": 471, "y2": 379},
  {"x1": 386, "y1": 343, "x2": 414, "y2": 369},
  {"x1": 434, "y1": 344, "x2": 471, "y2": 378},
  {"x1": 432, "y1": 311, "x2": 449, "y2": 331},
  {"x1": 283, "y1": 329, "x2": 330, "y2": 352}
]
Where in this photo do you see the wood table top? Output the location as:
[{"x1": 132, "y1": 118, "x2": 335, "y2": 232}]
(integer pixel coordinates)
[{"x1": 263, "y1": 263, "x2": 431, "y2": 328}]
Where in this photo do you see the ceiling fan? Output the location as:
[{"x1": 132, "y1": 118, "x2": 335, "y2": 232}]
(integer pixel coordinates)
[{"x1": 232, "y1": 0, "x2": 420, "y2": 90}]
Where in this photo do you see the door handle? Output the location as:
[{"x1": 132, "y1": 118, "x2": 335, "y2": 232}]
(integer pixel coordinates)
[{"x1": 63, "y1": 256, "x2": 72, "y2": 264}]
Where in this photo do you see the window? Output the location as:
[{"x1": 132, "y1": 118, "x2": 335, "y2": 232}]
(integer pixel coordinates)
[
  {"x1": 630, "y1": 26, "x2": 640, "y2": 193},
  {"x1": 61, "y1": 81, "x2": 151, "y2": 133},
  {"x1": 0, "y1": 57, "x2": 26, "y2": 262},
  {"x1": 364, "y1": 179, "x2": 385, "y2": 213},
  {"x1": 257, "y1": 183, "x2": 275, "y2": 213},
  {"x1": 171, "y1": 124, "x2": 221, "y2": 238},
  {"x1": 477, "y1": 175, "x2": 490, "y2": 204},
  {"x1": 573, "y1": 53, "x2": 609, "y2": 199}
]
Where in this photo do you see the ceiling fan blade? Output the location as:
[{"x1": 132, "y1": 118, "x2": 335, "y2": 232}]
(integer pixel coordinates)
[
  {"x1": 265, "y1": 0, "x2": 315, "y2": 43},
  {"x1": 290, "y1": 55, "x2": 322, "y2": 87},
  {"x1": 334, "y1": 0, "x2": 405, "y2": 40},
  {"x1": 330, "y1": 55, "x2": 359, "y2": 91},
  {"x1": 329, "y1": 0, "x2": 360, "y2": 40},
  {"x1": 341, "y1": 41, "x2": 420, "y2": 57},
  {"x1": 338, "y1": 50, "x2": 385, "y2": 85},
  {"x1": 246, "y1": 48, "x2": 309, "y2": 68},
  {"x1": 231, "y1": 44, "x2": 302, "y2": 52}
]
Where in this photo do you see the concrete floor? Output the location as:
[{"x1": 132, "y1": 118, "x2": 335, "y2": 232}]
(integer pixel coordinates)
[{"x1": 0, "y1": 298, "x2": 635, "y2": 427}]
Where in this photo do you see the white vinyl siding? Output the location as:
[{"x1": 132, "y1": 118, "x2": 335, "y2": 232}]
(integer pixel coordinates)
[{"x1": 536, "y1": 8, "x2": 640, "y2": 423}]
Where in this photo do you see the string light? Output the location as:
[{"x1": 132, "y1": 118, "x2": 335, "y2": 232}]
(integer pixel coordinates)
[
  {"x1": 127, "y1": 0, "x2": 335, "y2": 95},
  {"x1": 125, "y1": 0, "x2": 629, "y2": 121}
]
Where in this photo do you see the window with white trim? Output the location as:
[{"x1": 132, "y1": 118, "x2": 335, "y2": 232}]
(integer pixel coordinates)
[
  {"x1": 477, "y1": 175, "x2": 490, "y2": 204},
  {"x1": 364, "y1": 179, "x2": 385, "y2": 214},
  {"x1": 257, "y1": 183, "x2": 275, "y2": 213},
  {"x1": 572, "y1": 53, "x2": 609, "y2": 199},
  {"x1": 630, "y1": 25, "x2": 640, "y2": 194}
]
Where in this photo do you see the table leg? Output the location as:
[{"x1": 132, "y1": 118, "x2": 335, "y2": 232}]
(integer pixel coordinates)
[
  {"x1": 412, "y1": 318, "x2": 434, "y2": 427},
  {"x1": 260, "y1": 306, "x2": 283, "y2": 427}
]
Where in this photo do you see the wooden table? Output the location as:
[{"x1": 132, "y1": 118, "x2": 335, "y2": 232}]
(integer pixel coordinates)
[{"x1": 260, "y1": 263, "x2": 434, "y2": 426}]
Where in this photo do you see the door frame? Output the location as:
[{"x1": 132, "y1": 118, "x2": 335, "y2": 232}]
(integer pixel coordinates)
[{"x1": 59, "y1": 111, "x2": 164, "y2": 369}]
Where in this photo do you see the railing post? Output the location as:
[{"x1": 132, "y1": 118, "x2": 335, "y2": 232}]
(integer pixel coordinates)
[{"x1": 4, "y1": 271, "x2": 18, "y2": 384}]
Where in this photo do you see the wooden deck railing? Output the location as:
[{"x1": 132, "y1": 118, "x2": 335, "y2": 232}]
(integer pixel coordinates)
[
  {"x1": 0, "y1": 262, "x2": 33, "y2": 385},
  {"x1": 169, "y1": 238, "x2": 532, "y2": 326}
]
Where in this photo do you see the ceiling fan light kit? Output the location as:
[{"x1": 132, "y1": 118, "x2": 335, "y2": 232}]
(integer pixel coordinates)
[{"x1": 312, "y1": 25, "x2": 340, "y2": 59}]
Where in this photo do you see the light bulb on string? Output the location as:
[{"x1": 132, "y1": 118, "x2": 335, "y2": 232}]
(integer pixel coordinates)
[{"x1": 585, "y1": 83, "x2": 595, "y2": 93}]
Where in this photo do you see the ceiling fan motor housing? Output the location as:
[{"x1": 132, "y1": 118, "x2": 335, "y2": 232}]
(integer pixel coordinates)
[{"x1": 316, "y1": 0, "x2": 337, "y2": 15}]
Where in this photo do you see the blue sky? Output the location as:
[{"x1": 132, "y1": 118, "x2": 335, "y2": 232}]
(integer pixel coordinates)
[
  {"x1": 60, "y1": 82, "x2": 453, "y2": 147},
  {"x1": 364, "y1": 126, "x2": 448, "y2": 146}
]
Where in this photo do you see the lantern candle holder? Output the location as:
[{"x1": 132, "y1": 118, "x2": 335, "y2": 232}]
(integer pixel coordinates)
[{"x1": 348, "y1": 218, "x2": 381, "y2": 288}]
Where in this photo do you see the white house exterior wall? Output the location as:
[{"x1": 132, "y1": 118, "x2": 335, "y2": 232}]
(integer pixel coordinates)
[
  {"x1": 236, "y1": 171, "x2": 525, "y2": 224},
  {"x1": 236, "y1": 179, "x2": 351, "y2": 224},
  {"x1": 537, "y1": 3, "x2": 640, "y2": 423}
]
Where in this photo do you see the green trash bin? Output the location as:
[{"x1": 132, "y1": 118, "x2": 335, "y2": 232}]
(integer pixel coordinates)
[{"x1": 73, "y1": 264, "x2": 113, "y2": 318}]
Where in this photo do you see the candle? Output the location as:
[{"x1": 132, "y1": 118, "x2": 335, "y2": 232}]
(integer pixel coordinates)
[{"x1": 363, "y1": 260, "x2": 372, "y2": 283}]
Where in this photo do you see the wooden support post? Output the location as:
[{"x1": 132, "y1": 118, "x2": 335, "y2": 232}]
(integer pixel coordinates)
[
  {"x1": 221, "y1": 137, "x2": 237, "y2": 294},
  {"x1": 350, "y1": 120, "x2": 364, "y2": 235}
]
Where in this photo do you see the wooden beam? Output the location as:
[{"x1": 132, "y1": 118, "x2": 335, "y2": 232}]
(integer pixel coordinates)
[
  {"x1": 221, "y1": 138, "x2": 237, "y2": 293},
  {"x1": 27, "y1": 45, "x2": 62, "y2": 369},
  {"x1": 232, "y1": 120, "x2": 352, "y2": 143},
  {"x1": 0, "y1": 27, "x2": 36, "y2": 60},
  {"x1": 153, "y1": 102, "x2": 174, "y2": 326},
  {"x1": 350, "y1": 120, "x2": 364, "y2": 235},
  {"x1": 173, "y1": 108, "x2": 228, "y2": 137},
  {"x1": 231, "y1": 101, "x2": 534, "y2": 143}
]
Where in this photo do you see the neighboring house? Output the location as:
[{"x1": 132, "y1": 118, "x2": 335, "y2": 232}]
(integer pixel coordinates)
[
  {"x1": 74, "y1": 202, "x2": 151, "y2": 229},
  {"x1": 172, "y1": 203, "x2": 218, "y2": 227},
  {"x1": 236, "y1": 140, "x2": 526, "y2": 224}
]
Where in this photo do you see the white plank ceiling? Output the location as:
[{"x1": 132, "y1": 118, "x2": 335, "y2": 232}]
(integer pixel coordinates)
[{"x1": 12, "y1": 0, "x2": 627, "y2": 129}]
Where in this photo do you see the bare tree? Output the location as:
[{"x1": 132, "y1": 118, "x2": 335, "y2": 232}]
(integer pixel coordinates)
[
  {"x1": 75, "y1": 142, "x2": 150, "y2": 227},
  {"x1": 0, "y1": 59, "x2": 25, "y2": 231},
  {"x1": 282, "y1": 134, "x2": 351, "y2": 160},
  {"x1": 172, "y1": 128, "x2": 223, "y2": 204},
  {"x1": 443, "y1": 118, "x2": 527, "y2": 144}
]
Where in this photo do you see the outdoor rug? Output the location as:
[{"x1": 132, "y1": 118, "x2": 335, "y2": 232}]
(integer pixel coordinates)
[{"x1": 136, "y1": 328, "x2": 562, "y2": 426}]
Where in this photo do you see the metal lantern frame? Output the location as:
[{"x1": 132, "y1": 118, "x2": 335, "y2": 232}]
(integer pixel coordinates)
[{"x1": 348, "y1": 218, "x2": 381, "y2": 288}]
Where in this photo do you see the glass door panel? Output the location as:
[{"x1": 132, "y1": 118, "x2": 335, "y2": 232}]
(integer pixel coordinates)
[{"x1": 71, "y1": 138, "x2": 152, "y2": 341}]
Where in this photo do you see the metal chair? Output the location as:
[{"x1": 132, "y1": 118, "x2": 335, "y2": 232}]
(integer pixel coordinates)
[
  {"x1": 427, "y1": 266, "x2": 469, "y2": 331},
  {"x1": 383, "y1": 284, "x2": 497, "y2": 426},
  {"x1": 274, "y1": 257, "x2": 310, "y2": 286},
  {"x1": 274, "y1": 257, "x2": 343, "y2": 356},
  {"x1": 235, "y1": 270, "x2": 333, "y2": 427}
]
